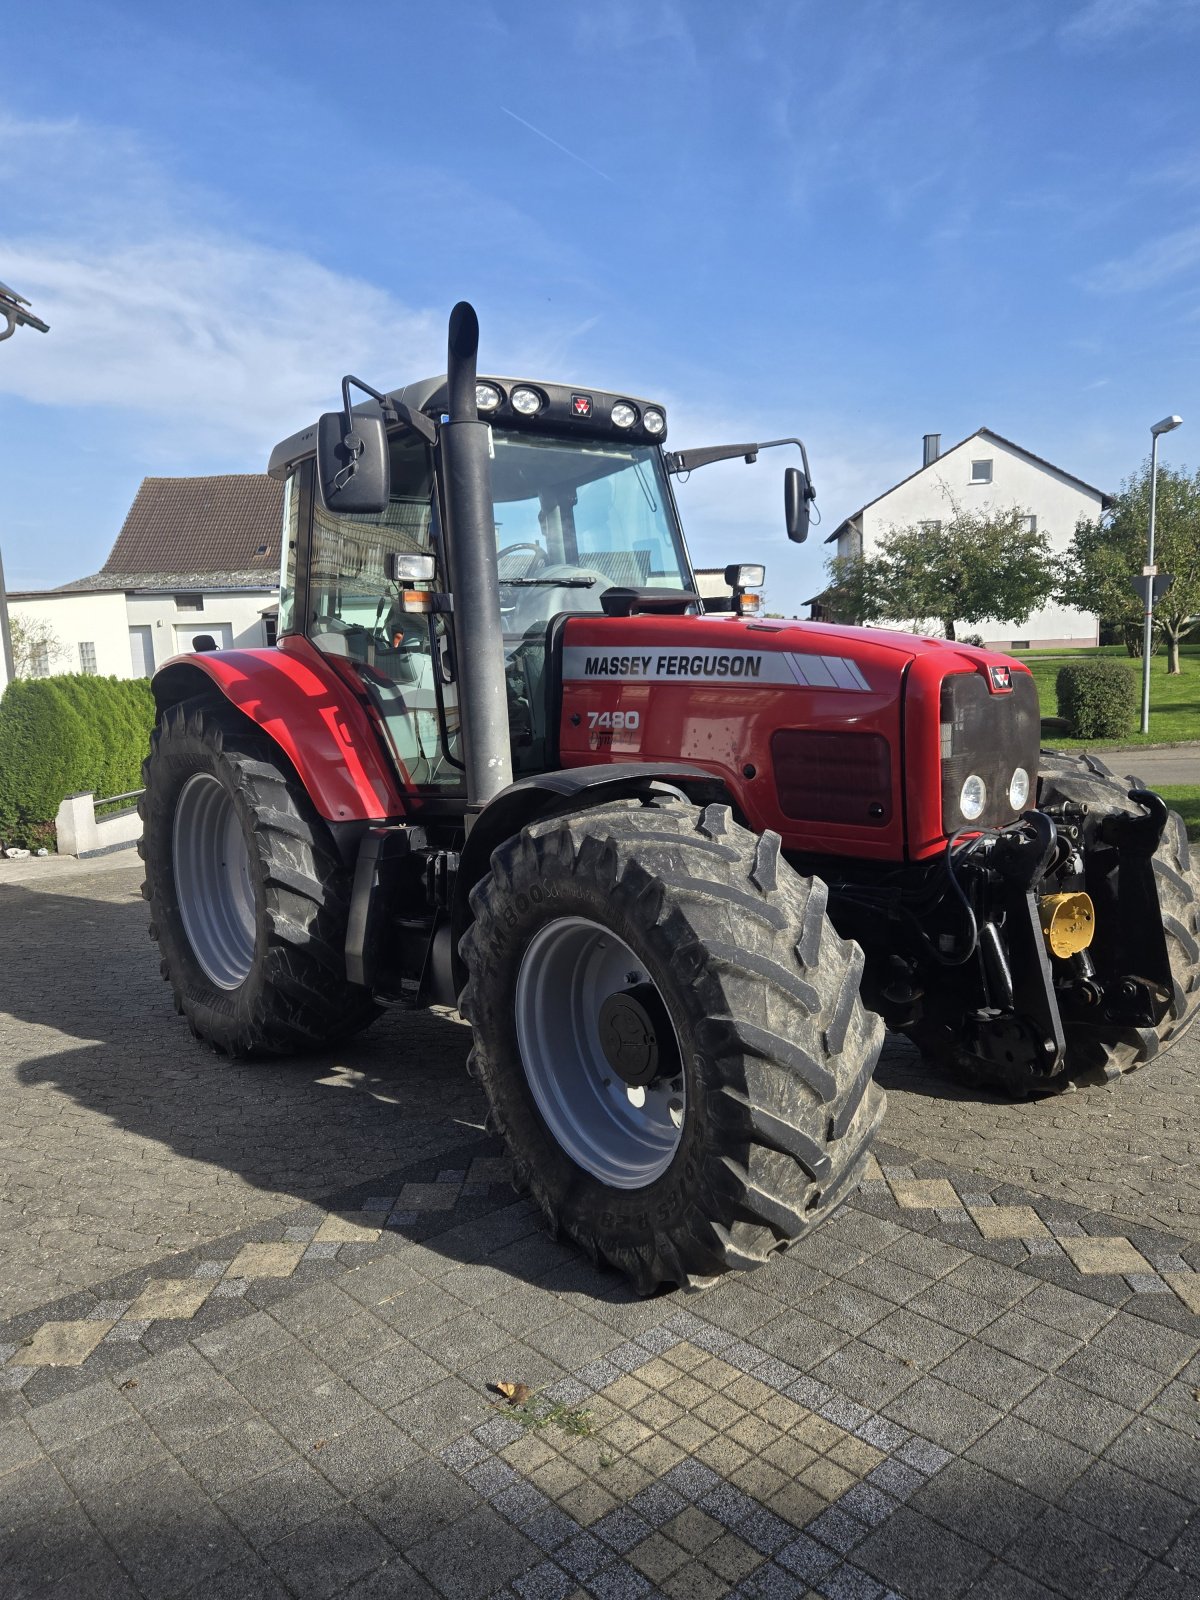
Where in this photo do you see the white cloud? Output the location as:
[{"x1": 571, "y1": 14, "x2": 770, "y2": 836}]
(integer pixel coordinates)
[
  {"x1": 1060, "y1": 0, "x2": 1165, "y2": 44},
  {"x1": 0, "y1": 235, "x2": 445, "y2": 455},
  {"x1": 1085, "y1": 223, "x2": 1200, "y2": 293}
]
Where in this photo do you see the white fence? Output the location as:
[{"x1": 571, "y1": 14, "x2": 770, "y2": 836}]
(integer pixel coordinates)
[{"x1": 54, "y1": 790, "x2": 143, "y2": 859}]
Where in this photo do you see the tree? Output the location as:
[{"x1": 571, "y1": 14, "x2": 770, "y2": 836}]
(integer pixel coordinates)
[
  {"x1": 1056, "y1": 462, "x2": 1200, "y2": 674},
  {"x1": 8, "y1": 614, "x2": 67, "y2": 679},
  {"x1": 825, "y1": 504, "x2": 1054, "y2": 641}
]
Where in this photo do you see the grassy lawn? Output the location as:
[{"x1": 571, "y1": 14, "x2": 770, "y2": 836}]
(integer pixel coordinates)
[
  {"x1": 1016, "y1": 645, "x2": 1200, "y2": 747},
  {"x1": 1158, "y1": 785, "x2": 1200, "y2": 843}
]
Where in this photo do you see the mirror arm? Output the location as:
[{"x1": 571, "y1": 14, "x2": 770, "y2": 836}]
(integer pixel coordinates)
[
  {"x1": 339, "y1": 374, "x2": 437, "y2": 445},
  {"x1": 668, "y1": 435, "x2": 816, "y2": 500},
  {"x1": 757, "y1": 438, "x2": 816, "y2": 501}
]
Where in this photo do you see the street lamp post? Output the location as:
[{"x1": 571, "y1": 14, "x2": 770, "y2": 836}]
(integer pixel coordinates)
[
  {"x1": 0, "y1": 281, "x2": 50, "y2": 688},
  {"x1": 1141, "y1": 413, "x2": 1183, "y2": 736}
]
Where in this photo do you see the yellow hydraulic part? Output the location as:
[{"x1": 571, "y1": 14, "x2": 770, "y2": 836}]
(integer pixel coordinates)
[{"x1": 1039, "y1": 891, "x2": 1096, "y2": 959}]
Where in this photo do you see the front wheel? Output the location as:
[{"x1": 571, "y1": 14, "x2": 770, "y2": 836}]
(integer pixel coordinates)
[
  {"x1": 459, "y1": 797, "x2": 885, "y2": 1293},
  {"x1": 140, "y1": 695, "x2": 377, "y2": 1056},
  {"x1": 1037, "y1": 748, "x2": 1200, "y2": 1078}
]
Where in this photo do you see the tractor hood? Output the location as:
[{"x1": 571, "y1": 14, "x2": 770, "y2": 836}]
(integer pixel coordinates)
[{"x1": 555, "y1": 612, "x2": 1036, "y2": 863}]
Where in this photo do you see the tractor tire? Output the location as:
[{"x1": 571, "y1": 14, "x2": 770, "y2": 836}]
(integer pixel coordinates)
[
  {"x1": 459, "y1": 796, "x2": 885, "y2": 1293},
  {"x1": 139, "y1": 694, "x2": 378, "y2": 1056},
  {"x1": 1037, "y1": 747, "x2": 1200, "y2": 1078}
]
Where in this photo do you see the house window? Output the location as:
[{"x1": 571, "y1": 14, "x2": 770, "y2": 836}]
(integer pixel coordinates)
[
  {"x1": 970, "y1": 460, "x2": 993, "y2": 484},
  {"x1": 919, "y1": 520, "x2": 942, "y2": 535},
  {"x1": 264, "y1": 617, "x2": 278, "y2": 647},
  {"x1": 174, "y1": 593, "x2": 203, "y2": 611},
  {"x1": 31, "y1": 643, "x2": 51, "y2": 678},
  {"x1": 1021, "y1": 514, "x2": 1037, "y2": 535},
  {"x1": 78, "y1": 641, "x2": 97, "y2": 673}
]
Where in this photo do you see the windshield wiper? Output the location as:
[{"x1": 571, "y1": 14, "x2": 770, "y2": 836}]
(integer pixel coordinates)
[{"x1": 500, "y1": 577, "x2": 596, "y2": 587}]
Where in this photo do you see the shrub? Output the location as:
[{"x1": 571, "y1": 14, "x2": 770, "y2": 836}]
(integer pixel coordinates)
[
  {"x1": 1055, "y1": 660, "x2": 1136, "y2": 740},
  {"x1": 0, "y1": 674, "x2": 156, "y2": 849}
]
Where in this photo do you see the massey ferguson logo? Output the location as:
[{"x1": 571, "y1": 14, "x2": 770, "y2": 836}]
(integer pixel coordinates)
[
  {"x1": 990, "y1": 666, "x2": 1013, "y2": 691},
  {"x1": 571, "y1": 394, "x2": 593, "y2": 418}
]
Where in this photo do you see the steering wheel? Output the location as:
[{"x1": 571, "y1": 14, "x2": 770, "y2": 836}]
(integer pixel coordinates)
[{"x1": 497, "y1": 541, "x2": 547, "y2": 580}]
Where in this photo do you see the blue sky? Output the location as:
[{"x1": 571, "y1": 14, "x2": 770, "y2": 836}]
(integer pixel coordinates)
[{"x1": 1, "y1": 0, "x2": 1198, "y2": 616}]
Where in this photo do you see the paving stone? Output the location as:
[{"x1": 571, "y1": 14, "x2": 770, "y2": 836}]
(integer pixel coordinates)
[
  {"x1": 975, "y1": 1308, "x2": 1082, "y2": 1370},
  {"x1": 931, "y1": 1341, "x2": 1043, "y2": 1409},
  {"x1": 964, "y1": 1413, "x2": 1090, "y2": 1500},
  {"x1": 1009, "y1": 1506, "x2": 1149, "y2": 1600},
  {"x1": 1059, "y1": 1236, "x2": 1153, "y2": 1277},
  {"x1": 125, "y1": 1278, "x2": 212, "y2": 1321},
  {"x1": 314, "y1": 1213, "x2": 385, "y2": 1244},
  {"x1": 1084, "y1": 1312, "x2": 1197, "y2": 1377},
  {"x1": 1018, "y1": 1281, "x2": 1116, "y2": 1340},
  {"x1": 24, "y1": 1381, "x2": 133, "y2": 1451},
  {"x1": 854, "y1": 1504, "x2": 991, "y2": 1600},
  {"x1": 1162, "y1": 1271, "x2": 1200, "y2": 1313},
  {"x1": 262, "y1": 1501, "x2": 393, "y2": 1598},
  {"x1": 1057, "y1": 1344, "x2": 1166, "y2": 1409},
  {"x1": 888, "y1": 1178, "x2": 960, "y2": 1211},
  {"x1": 355, "y1": 1457, "x2": 480, "y2": 1548},
  {"x1": 220, "y1": 1454, "x2": 345, "y2": 1548},
  {"x1": 13, "y1": 1320, "x2": 113, "y2": 1367},
  {"x1": 908, "y1": 1456, "x2": 1046, "y2": 1556},
  {"x1": 1104, "y1": 1415, "x2": 1200, "y2": 1499},
  {"x1": 970, "y1": 1205, "x2": 1048, "y2": 1240},
  {"x1": 881, "y1": 1375, "x2": 1002, "y2": 1452},
  {"x1": 226, "y1": 1243, "x2": 306, "y2": 1280},
  {"x1": 178, "y1": 1417, "x2": 298, "y2": 1496},
  {"x1": 1015, "y1": 1376, "x2": 1138, "y2": 1453},
  {"x1": 1059, "y1": 1457, "x2": 1192, "y2": 1557}
]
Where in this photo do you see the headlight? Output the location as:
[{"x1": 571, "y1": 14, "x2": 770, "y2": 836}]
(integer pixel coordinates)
[
  {"x1": 476, "y1": 382, "x2": 502, "y2": 412},
  {"x1": 1008, "y1": 767, "x2": 1030, "y2": 810},
  {"x1": 642, "y1": 408, "x2": 665, "y2": 435},
  {"x1": 511, "y1": 386, "x2": 542, "y2": 416},
  {"x1": 611, "y1": 402, "x2": 637, "y2": 429},
  {"x1": 959, "y1": 774, "x2": 987, "y2": 821}
]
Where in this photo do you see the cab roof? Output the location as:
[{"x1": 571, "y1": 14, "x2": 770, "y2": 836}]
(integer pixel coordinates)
[{"x1": 267, "y1": 375, "x2": 668, "y2": 480}]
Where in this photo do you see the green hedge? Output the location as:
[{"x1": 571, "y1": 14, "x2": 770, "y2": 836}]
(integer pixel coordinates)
[
  {"x1": 1055, "y1": 660, "x2": 1136, "y2": 740},
  {"x1": 0, "y1": 674, "x2": 157, "y2": 850}
]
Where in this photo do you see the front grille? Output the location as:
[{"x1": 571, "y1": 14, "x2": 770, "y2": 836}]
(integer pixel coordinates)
[{"x1": 940, "y1": 670, "x2": 1040, "y2": 832}]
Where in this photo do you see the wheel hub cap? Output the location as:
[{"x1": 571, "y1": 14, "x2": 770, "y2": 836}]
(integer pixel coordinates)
[
  {"x1": 514, "y1": 916, "x2": 685, "y2": 1189},
  {"x1": 172, "y1": 772, "x2": 256, "y2": 991}
]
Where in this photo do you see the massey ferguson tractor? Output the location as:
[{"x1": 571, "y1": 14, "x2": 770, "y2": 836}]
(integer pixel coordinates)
[{"x1": 140, "y1": 302, "x2": 1199, "y2": 1293}]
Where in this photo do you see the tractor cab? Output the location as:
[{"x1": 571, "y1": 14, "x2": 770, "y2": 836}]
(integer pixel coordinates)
[{"x1": 268, "y1": 383, "x2": 705, "y2": 790}]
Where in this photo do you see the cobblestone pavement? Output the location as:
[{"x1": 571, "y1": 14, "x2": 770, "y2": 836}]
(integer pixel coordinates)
[{"x1": 2, "y1": 858, "x2": 1199, "y2": 1599}]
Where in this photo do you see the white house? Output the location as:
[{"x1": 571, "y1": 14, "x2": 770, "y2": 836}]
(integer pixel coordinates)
[
  {"x1": 822, "y1": 430, "x2": 1111, "y2": 650},
  {"x1": 1, "y1": 474, "x2": 282, "y2": 691}
]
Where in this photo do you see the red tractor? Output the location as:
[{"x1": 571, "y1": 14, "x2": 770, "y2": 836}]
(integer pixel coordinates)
[{"x1": 141, "y1": 303, "x2": 1199, "y2": 1292}]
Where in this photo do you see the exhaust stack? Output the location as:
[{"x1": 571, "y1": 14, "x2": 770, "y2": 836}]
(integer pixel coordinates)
[{"x1": 439, "y1": 302, "x2": 513, "y2": 811}]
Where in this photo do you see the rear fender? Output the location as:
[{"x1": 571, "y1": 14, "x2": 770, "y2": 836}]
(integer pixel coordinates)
[{"x1": 151, "y1": 636, "x2": 406, "y2": 824}]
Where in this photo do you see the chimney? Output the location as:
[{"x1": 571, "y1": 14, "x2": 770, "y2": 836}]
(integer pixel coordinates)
[{"x1": 923, "y1": 433, "x2": 941, "y2": 467}]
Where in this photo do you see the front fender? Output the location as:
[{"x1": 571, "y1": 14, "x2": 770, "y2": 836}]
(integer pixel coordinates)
[
  {"x1": 152, "y1": 635, "x2": 406, "y2": 824},
  {"x1": 451, "y1": 762, "x2": 730, "y2": 952}
]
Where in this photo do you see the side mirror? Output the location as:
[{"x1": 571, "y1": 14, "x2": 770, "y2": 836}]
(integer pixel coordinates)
[
  {"x1": 385, "y1": 551, "x2": 437, "y2": 583},
  {"x1": 316, "y1": 411, "x2": 390, "y2": 515},
  {"x1": 785, "y1": 466, "x2": 810, "y2": 544}
]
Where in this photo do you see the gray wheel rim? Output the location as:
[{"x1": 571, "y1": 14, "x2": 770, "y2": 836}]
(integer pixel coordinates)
[
  {"x1": 514, "y1": 916, "x2": 685, "y2": 1189},
  {"x1": 172, "y1": 772, "x2": 256, "y2": 990}
]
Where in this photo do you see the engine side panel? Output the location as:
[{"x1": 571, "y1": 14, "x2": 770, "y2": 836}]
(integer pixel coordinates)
[
  {"x1": 151, "y1": 634, "x2": 406, "y2": 823},
  {"x1": 555, "y1": 616, "x2": 1035, "y2": 863},
  {"x1": 556, "y1": 616, "x2": 911, "y2": 860}
]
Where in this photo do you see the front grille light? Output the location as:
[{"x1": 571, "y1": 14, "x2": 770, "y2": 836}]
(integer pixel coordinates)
[{"x1": 959, "y1": 774, "x2": 987, "y2": 821}]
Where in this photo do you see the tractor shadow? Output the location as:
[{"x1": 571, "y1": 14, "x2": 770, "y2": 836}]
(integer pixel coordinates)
[{"x1": 2, "y1": 875, "x2": 544, "y2": 1303}]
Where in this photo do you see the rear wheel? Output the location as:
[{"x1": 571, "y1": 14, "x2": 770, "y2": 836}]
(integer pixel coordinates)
[
  {"x1": 140, "y1": 695, "x2": 377, "y2": 1056},
  {"x1": 459, "y1": 797, "x2": 886, "y2": 1293},
  {"x1": 1037, "y1": 748, "x2": 1200, "y2": 1077}
]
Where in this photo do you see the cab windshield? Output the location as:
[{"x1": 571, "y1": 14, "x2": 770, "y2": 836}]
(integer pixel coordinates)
[{"x1": 490, "y1": 432, "x2": 694, "y2": 635}]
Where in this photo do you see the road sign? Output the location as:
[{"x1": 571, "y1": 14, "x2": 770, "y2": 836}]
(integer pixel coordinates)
[{"x1": 1131, "y1": 573, "x2": 1173, "y2": 604}]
